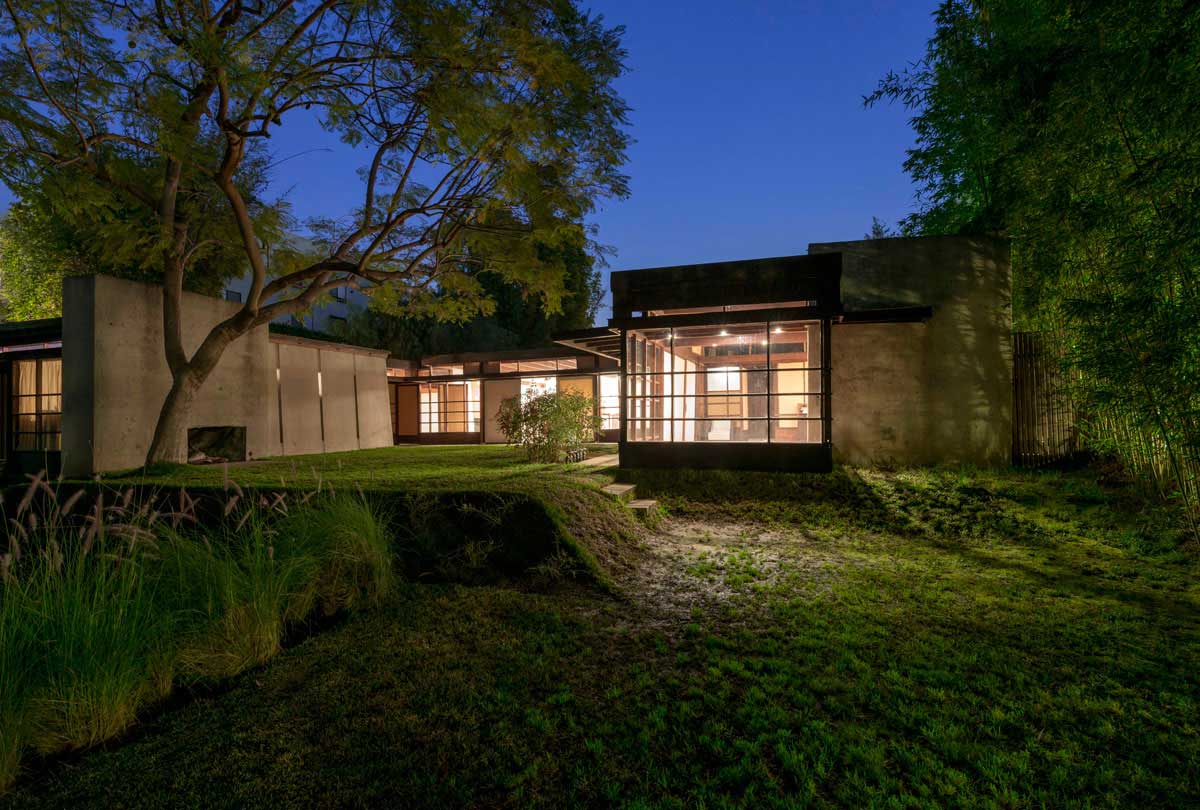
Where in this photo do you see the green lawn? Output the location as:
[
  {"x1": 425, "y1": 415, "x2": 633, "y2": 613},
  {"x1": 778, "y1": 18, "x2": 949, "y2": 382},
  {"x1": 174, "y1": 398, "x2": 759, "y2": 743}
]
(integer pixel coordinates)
[
  {"x1": 127, "y1": 444, "x2": 615, "y2": 493},
  {"x1": 6, "y1": 450, "x2": 1199, "y2": 808}
]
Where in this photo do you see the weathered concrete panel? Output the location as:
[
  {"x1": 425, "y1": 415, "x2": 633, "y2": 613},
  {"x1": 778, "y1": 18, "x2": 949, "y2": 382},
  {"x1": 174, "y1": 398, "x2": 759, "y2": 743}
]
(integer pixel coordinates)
[
  {"x1": 319, "y1": 349, "x2": 358, "y2": 453},
  {"x1": 62, "y1": 275, "x2": 274, "y2": 475},
  {"x1": 265, "y1": 342, "x2": 283, "y2": 457},
  {"x1": 353, "y1": 352, "x2": 393, "y2": 449},
  {"x1": 830, "y1": 322, "x2": 928, "y2": 464},
  {"x1": 276, "y1": 343, "x2": 323, "y2": 456},
  {"x1": 483, "y1": 378, "x2": 520, "y2": 443},
  {"x1": 811, "y1": 236, "x2": 1012, "y2": 466}
]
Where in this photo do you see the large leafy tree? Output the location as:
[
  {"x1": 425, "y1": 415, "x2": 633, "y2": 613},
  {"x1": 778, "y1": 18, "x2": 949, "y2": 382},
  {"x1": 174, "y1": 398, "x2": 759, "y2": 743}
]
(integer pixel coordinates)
[
  {"x1": 0, "y1": 0, "x2": 629, "y2": 464},
  {"x1": 333, "y1": 240, "x2": 602, "y2": 358},
  {"x1": 0, "y1": 199, "x2": 85, "y2": 321},
  {"x1": 0, "y1": 162, "x2": 266, "y2": 318},
  {"x1": 869, "y1": 0, "x2": 1200, "y2": 517}
]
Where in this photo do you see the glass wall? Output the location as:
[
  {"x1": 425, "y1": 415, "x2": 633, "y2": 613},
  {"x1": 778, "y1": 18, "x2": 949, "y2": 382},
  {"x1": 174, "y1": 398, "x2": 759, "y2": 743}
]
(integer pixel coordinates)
[
  {"x1": 13, "y1": 358, "x2": 62, "y2": 451},
  {"x1": 624, "y1": 322, "x2": 824, "y2": 443},
  {"x1": 520, "y1": 376, "x2": 557, "y2": 400},
  {"x1": 499, "y1": 357, "x2": 579, "y2": 373},
  {"x1": 598, "y1": 374, "x2": 620, "y2": 430},
  {"x1": 419, "y1": 380, "x2": 480, "y2": 433}
]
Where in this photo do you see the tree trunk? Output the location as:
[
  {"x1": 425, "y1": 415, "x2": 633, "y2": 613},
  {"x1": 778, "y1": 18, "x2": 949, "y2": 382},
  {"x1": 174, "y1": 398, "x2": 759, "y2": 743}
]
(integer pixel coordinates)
[{"x1": 145, "y1": 369, "x2": 205, "y2": 465}]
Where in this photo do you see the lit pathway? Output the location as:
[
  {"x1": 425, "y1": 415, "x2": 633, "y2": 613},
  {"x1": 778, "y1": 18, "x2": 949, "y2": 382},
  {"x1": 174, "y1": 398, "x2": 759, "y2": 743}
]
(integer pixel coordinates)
[{"x1": 576, "y1": 452, "x2": 619, "y2": 469}]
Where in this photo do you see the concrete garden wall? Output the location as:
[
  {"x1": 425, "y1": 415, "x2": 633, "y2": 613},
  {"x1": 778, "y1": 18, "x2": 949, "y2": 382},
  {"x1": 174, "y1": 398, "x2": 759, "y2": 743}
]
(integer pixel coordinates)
[
  {"x1": 808, "y1": 236, "x2": 1012, "y2": 467},
  {"x1": 62, "y1": 275, "x2": 392, "y2": 475}
]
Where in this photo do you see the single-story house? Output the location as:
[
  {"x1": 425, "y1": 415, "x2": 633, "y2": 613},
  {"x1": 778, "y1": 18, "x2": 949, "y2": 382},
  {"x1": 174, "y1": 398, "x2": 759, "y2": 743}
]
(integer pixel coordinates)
[{"x1": 0, "y1": 235, "x2": 1010, "y2": 476}]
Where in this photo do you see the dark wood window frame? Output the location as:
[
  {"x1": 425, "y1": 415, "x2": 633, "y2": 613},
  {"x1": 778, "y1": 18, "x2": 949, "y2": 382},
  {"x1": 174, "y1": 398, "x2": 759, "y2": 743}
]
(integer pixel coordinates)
[{"x1": 12, "y1": 356, "x2": 62, "y2": 453}]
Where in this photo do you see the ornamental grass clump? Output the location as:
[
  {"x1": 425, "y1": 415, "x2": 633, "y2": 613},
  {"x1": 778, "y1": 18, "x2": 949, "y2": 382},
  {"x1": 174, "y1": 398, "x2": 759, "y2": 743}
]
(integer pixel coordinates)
[
  {"x1": 497, "y1": 391, "x2": 602, "y2": 463},
  {"x1": 155, "y1": 511, "x2": 319, "y2": 681},
  {"x1": 0, "y1": 475, "x2": 398, "y2": 795},
  {"x1": 274, "y1": 492, "x2": 396, "y2": 614},
  {"x1": 0, "y1": 478, "x2": 174, "y2": 791}
]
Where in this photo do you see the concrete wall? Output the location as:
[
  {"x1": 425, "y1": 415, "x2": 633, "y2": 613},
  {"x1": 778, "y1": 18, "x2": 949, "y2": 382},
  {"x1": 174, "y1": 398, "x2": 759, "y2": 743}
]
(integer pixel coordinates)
[
  {"x1": 483, "y1": 378, "x2": 520, "y2": 443},
  {"x1": 808, "y1": 236, "x2": 1012, "y2": 467},
  {"x1": 270, "y1": 336, "x2": 392, "y2": 457},
  {"x1": 63, "y1": 275, "x2": 275, "y2": 475},
  {"x1": 63, "y1": 276, "x2": 393, "y2": 475},
  {"x1": 355, "y1": 353, "x2": 393, "y2": 448},
  {"x1": 275, "y1": 341, "x2": 322, "y2": 456}
]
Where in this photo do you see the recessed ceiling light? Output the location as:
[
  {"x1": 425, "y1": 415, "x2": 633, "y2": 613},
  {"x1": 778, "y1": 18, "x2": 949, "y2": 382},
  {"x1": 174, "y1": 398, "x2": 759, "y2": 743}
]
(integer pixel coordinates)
[{"x1": 719, "y1": 330, "x2": 728, "y2": 337}]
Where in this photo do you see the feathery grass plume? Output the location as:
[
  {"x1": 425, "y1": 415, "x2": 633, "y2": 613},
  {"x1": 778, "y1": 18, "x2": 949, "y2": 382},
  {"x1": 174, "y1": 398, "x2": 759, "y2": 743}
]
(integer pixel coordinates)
[
  {"x1": 1, "y1": 475, "x2": 174, "y2": 779},
  {"x1": 156, "y1": 504, "x2": 318, "y2": 681},
  {"x1": 274, "y1": 492, "x2": 396, "y2": 614}
]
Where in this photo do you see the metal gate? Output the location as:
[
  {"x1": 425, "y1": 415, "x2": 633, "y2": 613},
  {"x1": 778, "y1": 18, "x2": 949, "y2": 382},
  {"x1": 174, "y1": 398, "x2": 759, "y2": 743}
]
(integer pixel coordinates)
[{"x1": 1012, "y1": 332, "x2": 1079, "y2": 466}]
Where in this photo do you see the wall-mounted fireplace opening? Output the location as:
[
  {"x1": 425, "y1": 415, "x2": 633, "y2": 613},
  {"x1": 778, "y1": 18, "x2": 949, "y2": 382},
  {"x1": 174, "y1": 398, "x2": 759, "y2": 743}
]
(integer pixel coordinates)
[{"x1": 187, "y1": 426, "x2": 247, "y2": 464}]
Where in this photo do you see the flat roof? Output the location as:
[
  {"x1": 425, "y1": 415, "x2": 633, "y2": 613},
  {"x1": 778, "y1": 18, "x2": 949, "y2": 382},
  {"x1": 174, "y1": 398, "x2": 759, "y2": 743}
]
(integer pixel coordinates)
[
  {"x1": 0, "y1": 317, "x2": 63, "y2": 345},
  {"x1": 268, "y1": 332, "x2": 391, "y2": 357},
  {"x1": 610, "y1": 252, "x2": 842, "y2": 318},
  {"x1": 420, "y1": 345, "x2": 592, "y2": 366},
  {"x1": 553, "y1": 327, "x2": 622, "y2": 360}
]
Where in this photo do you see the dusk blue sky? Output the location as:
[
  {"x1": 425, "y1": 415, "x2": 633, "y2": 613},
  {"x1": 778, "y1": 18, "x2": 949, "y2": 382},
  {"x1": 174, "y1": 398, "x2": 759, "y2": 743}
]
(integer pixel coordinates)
[{"x1": 0, "y1": 1, "x2": 939, "y2": 323}]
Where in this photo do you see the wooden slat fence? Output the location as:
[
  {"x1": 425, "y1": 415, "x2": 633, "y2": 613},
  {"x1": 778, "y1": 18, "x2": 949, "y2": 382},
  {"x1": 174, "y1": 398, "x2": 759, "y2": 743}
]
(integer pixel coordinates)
[{"x1": 1012, "y1": 331, "x2": 1079, "y2": 467}]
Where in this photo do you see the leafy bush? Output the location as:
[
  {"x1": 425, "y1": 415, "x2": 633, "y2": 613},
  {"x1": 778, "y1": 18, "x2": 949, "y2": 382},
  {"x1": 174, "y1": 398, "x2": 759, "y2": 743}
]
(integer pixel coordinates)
[{"x1": 497, "y1": 391, "x2": 602, "y2": 462}]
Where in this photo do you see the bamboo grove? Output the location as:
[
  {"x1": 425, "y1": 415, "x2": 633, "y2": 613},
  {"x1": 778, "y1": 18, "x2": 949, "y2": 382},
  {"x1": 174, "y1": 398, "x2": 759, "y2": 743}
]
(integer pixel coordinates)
[{"x1": 870, "y1": 0, "x2": 1200, "y2": 531}]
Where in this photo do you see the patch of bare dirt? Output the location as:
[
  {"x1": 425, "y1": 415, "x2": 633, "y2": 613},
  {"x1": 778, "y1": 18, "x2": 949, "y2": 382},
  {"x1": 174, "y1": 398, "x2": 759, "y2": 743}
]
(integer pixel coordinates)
[{"x1": 613, "y1": 517, "x2": 855, "y2": 632}]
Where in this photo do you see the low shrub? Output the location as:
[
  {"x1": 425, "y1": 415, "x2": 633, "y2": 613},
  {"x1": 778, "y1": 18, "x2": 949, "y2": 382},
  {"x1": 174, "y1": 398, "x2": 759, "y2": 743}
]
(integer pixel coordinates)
[{"x1": 497, "y1": 391, "x2": 602, "y2": 462}]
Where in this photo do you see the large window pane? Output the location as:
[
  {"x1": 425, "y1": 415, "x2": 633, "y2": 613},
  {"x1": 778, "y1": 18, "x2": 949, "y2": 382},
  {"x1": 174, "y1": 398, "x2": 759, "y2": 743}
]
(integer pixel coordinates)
[
  {"x1": 418, "y1": 380, "x2": 480, "y2": 433},
  {"x1": 11, "y1": 357, "x2": 63, "y2": 453},
  {"x1": 13, "y1": 360, "x2": 37, "y2": 396},
  {"x1": 624, "y1": 321, "x2": 825, "y2": 444},
  {"x1": 520, "y1": 376, "x2": 557, "y2": 400},
  {"x1": 769, "y1": 322, "x2": 822, "y2": 442},
  {"x1": 598, "y1": 374, "x2": 620, "y2": 430}
]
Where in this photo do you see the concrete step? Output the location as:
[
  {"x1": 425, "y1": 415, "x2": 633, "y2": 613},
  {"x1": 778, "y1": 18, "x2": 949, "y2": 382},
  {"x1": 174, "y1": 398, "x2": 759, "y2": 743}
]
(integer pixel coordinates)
[
  {"x1": 601, "y1": 483, "x2": 636, "y2": 502},
  {"x1": 627, "y1": 498, "x2": 659, "y2": 521},
  {"x1": 576, "y1": 453, "x2": 619, "y2": 469}
]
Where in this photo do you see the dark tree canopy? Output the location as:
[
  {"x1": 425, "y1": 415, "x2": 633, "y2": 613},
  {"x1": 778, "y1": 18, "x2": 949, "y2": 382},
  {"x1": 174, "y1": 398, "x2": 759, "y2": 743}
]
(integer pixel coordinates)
[
  {"x1": 870, "y1": 0, "x2": 1200, "y2": 522},
  {"x1": 334, "y1": 240, "x2": 603, "y2": 358},
  {"x1": 0, "y1": 0, "x2": 630, "y2": 462}
]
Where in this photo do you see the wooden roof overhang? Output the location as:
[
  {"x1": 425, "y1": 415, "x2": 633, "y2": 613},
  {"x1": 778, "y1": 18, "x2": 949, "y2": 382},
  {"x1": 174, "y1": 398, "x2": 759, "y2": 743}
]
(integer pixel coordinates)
[
  {"x1": 552, "y1": 326, "x2": 622, "y2": 361},
  {"x1": 0, "y1": 317, "x2": 63, "y2": 353},
  {"x1": 421, "y1": 344, "x2": 590, "y2": 366},
  {"x1": 609, "y1": 305, "x2": 831, "y2": 332}
]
